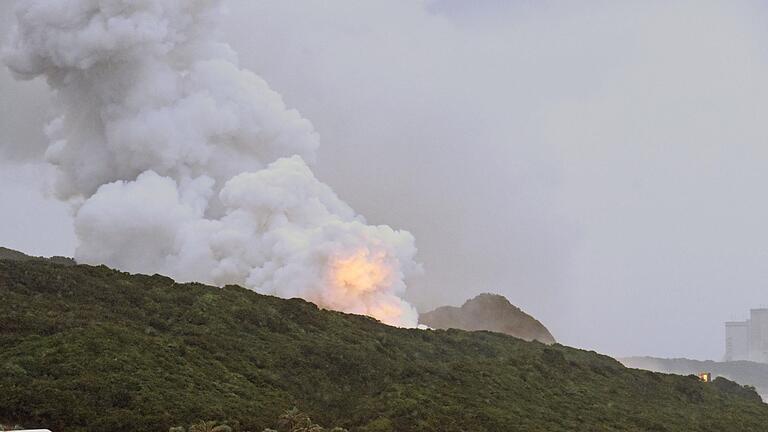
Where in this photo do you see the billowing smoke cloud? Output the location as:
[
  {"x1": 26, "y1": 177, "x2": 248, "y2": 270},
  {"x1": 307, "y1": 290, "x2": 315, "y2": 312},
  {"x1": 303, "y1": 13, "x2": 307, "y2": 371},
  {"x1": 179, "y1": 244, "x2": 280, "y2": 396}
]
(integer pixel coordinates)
[{"x1": 3, "y1": 0, "x2": 420, "y2": 327}]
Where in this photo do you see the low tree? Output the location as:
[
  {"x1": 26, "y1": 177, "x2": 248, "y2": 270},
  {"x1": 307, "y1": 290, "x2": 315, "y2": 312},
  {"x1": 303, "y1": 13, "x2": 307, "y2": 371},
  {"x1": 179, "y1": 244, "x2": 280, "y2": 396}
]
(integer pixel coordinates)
[
  {"x1": 170, "y1": 421, "x2": 233, "y2": 432},
  {"x1": 264, "y1": 408, "x2": 347, "y2": 432}
]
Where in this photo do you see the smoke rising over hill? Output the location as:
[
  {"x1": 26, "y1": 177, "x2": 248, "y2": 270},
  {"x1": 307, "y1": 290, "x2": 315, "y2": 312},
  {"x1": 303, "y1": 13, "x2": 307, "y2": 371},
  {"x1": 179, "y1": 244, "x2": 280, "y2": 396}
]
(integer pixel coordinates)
[
  {"x1": 5, "y1": 1, "x2": 768, "y2": 360},
  {"x1": 3, "y1": 0, "x2": 420, "y2": 326}
]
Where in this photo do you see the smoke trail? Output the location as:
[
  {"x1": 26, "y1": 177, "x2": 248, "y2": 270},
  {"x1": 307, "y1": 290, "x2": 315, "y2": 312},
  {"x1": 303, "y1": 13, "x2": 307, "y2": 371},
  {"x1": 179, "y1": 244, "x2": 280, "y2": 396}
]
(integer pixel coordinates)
[{"x1": 3, "y1": 0, "x2": 420, "y2": 327}]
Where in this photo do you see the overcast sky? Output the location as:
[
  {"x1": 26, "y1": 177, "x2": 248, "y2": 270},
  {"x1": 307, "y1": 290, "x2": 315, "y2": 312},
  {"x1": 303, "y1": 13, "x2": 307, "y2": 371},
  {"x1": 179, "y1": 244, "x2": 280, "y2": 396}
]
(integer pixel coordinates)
[{"x1": 3, "y1": 0, "x2": 768, "y2": 361}]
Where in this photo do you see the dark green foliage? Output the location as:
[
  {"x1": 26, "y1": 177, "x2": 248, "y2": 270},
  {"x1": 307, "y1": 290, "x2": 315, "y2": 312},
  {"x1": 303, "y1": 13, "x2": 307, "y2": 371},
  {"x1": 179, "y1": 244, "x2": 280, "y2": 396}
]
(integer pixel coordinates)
[
  {"x1": 170, "y1": 409, "x2": 347, "y2": 432},
  {"x1": 187, "y1": 421, "x2": 233, "y2": 432},
  {"x1": 268, "y1": 407, "x2": 347, "y2": 432},
  {"x1": 1, "y1": 260, "x2": 768, "y2": 431},
  {"x1": 0, "y1": 246, "x2": 75, "y2": 266},
  {"x1": 712, "y1": 377, "x2": 763, "y2": 403},
  {"x1": 622, "y1": 356, "x2": 768, "y2": 398}
]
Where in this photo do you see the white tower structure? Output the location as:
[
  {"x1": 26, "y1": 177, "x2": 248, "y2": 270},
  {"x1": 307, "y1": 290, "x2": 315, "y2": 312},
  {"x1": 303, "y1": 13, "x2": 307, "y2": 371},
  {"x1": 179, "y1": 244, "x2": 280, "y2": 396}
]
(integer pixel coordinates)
[
  {"x1": 749, "y1": 309, "x2": 768, "y2": 363},
  {"x1": 725, "y1": 308, "x2": 768, "y2": 363},
  {"x1": 725, "y1": 320, "x2": 749, "y2": 361}
]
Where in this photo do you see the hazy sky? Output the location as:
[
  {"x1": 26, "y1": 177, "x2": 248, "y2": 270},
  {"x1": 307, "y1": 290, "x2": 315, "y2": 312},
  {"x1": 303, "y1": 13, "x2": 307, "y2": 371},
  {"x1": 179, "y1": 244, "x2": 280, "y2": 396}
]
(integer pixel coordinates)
[{"x1": 2, "y1": 0, "x2": 768, "y2": 361}]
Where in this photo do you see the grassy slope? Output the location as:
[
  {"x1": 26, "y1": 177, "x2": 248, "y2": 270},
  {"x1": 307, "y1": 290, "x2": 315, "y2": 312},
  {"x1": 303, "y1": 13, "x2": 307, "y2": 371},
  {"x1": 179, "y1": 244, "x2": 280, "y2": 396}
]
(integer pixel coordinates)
[{"x1": 1, "y1": 260, "x2": 767, "y2": 432}]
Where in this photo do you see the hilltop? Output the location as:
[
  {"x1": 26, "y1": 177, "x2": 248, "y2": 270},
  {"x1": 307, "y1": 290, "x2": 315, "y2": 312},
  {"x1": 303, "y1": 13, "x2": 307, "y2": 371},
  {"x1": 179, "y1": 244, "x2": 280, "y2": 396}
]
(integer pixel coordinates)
[
  {"x1": 1, "y1": 258, "x2": 768, "y2": 431},
  {"x1": 419, "y1": 293, "x2": 556, "y2": 344},
  {"x1": 621, "y1": 356, "x2": 768, "y2": 400},
  {"x1": 0, "y1": 246, "x2": 75, "y2": 266}
]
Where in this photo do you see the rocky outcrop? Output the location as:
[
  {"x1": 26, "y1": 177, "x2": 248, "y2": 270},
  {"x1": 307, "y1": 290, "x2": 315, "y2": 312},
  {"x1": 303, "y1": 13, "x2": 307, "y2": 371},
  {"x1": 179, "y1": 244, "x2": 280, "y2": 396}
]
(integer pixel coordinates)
[{"x1": 419, "y1": 293, "x2": 556, "y2": 344}]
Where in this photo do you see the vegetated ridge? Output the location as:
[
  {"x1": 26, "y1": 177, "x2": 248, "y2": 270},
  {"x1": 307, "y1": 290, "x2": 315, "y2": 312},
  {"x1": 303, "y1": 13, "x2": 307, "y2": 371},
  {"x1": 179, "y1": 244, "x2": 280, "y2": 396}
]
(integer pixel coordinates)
[
  {"x1": 419, "y1": 293, "x2": 556, "y2": 344},
  {"x1": 1, "y1": 256, "x2": 767, "y2": 431},
  {"x1": 0, "y1": 246, "x2": 75, "y2": 266},
  {"x1": 622, "y1": 356, "x2": 768, "y2": 401}
]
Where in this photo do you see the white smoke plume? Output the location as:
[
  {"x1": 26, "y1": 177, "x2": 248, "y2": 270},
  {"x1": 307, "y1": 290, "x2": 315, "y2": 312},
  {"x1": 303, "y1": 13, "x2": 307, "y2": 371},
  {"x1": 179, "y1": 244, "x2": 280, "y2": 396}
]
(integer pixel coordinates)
[{"x1": 3, "y1": 0, "x2": 421, "y2": 327}]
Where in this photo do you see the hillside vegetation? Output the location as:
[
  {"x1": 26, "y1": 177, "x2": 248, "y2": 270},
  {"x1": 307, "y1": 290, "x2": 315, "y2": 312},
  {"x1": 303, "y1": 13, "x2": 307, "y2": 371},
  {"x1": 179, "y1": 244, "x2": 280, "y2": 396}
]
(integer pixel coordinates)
[
  {"x1": 0, "y1": 246, "x2": 75, "y2": 266},
  {"x1": 621, "y1": 356, "x2": 768, "y2": 400},
  {"x1": 419, "y1": 293, "x2": 556, "y2": 344},
  {"x1": 1, "y1": 259, "x2": 768, "y2": 431}
]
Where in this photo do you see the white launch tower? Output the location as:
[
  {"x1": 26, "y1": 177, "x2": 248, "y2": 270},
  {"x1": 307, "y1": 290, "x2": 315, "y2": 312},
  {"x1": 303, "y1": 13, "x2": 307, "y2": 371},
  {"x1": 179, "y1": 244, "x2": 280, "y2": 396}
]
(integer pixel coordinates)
[{"x1": 725, "y1": 308, "x2": 768, "y2": 363}]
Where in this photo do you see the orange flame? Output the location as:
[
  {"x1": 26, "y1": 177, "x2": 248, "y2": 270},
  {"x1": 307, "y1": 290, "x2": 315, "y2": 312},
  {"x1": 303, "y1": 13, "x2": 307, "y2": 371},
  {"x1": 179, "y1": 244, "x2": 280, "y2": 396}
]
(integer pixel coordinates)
[
  {"x1": 331, "y1": 250, "x2": 389, "y2": 294},
  {"x1": 323, "y1": 249, "x2": 413, "y2": 327}
]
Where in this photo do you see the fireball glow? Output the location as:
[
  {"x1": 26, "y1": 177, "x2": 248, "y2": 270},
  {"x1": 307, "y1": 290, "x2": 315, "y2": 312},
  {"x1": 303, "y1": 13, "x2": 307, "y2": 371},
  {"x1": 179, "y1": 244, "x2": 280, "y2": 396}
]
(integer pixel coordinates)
[
  {"x1": 316, "y1": 248, "x2": 417, "y2": 326},
  {"x1": 331, "y1": 250, "x2": 390, "y2": 294}
]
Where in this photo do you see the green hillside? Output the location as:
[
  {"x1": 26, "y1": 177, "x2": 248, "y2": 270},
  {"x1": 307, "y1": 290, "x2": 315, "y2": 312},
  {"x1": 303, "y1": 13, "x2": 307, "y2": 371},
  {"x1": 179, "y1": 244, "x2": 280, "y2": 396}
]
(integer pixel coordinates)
[
  {"x1": 1, "y1": 259, "x2": 767, "y2": 432},
  {"x1": 621, "y1": 356, "x2": 768, "y2": 400},
  {"x1": 0, "y1": 246, "x2": 75, "y2": 266}
]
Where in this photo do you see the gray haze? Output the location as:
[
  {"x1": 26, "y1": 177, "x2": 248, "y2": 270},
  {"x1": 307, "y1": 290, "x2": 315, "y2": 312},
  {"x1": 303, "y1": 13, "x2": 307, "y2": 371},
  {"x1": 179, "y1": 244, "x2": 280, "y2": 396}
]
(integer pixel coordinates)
[{"x1": 2, "y1": 0, "x2": 768, "y2": 360}]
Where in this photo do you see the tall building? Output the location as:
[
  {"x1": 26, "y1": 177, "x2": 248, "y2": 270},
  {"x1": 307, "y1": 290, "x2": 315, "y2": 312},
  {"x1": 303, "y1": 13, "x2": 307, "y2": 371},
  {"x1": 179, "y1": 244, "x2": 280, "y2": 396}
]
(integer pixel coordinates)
[
  {"x1": 749, "y1": 309, "x2": 768, "y2": 363},
  {"x1": 725, "y1": 320, "x2": 750, "y2": 361},
  {"x1": 724, "y1": 309, "x2": 768, "y2": 363}
]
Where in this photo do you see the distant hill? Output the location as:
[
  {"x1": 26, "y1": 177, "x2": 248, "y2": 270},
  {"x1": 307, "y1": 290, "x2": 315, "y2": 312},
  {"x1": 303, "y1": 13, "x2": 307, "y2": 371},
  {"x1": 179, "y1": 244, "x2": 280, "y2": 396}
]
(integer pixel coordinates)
[
  {"x1": 0, "y1": 246, "x2": 75, "y2": 266},
  {"x1": 621, "y1": 356, "x2": 768, "y2": 400},
  {"x1": 419, "y1": 293, "x2": 556, "y2": 344},
  {"x1": 2, "y1": 259, "x2": 768, "y2": 431}
]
